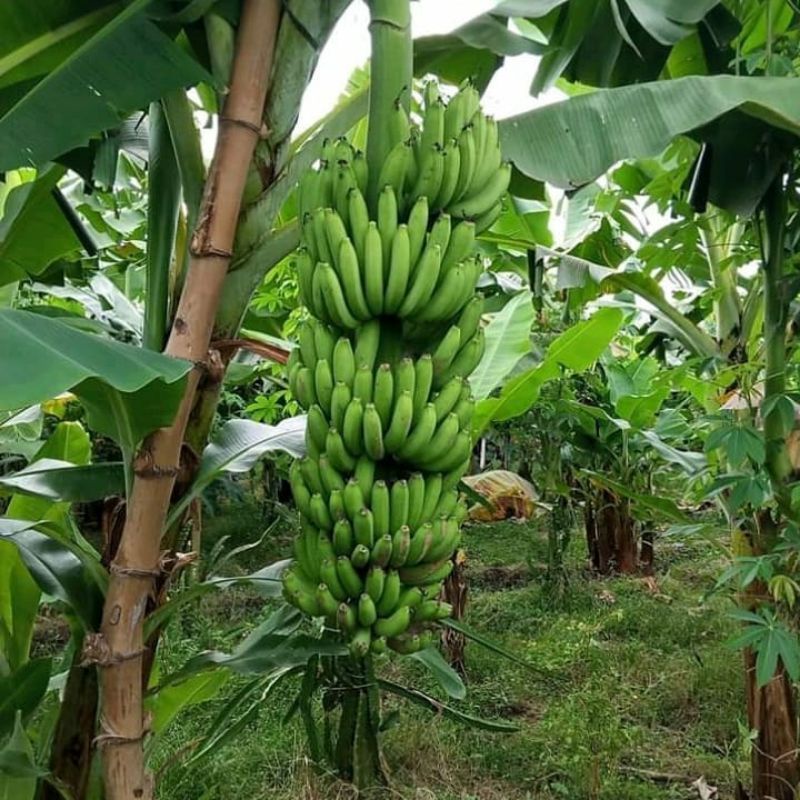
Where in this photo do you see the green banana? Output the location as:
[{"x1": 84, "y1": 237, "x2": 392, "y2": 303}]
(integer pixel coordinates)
[
  {"x1": 431, "y1": 327, "x2": 461, "y2": 381},
  {"x1": 420, "y1": 473, "x2": 444, "y2": 521},
  {"x1": 337, "y1": 237, "x2": 371, "y2": 321},
  {"x1": 365, "y1": 566, "x2": 386, "y2": 602},
  {"x1": 432, "y1": 376, "x2": 465, "y2": 422},
  {"x1": 384, "y1": 224, "x2": 411, "y2": 314},
  {"x1": 410, "y1": 145, "x2": 445, "y2": 205},
  {"x1": 314, "y1": 358, "x2": 333, "y2": 417},
  {"x1": 348, "y1": 187, "x2": 369, "y2": 262},
  {"x1": 373, "y1": 606, "x2": 412, "y2": 639},
  {"x1": 300, "y1": 457, "x2": 324, "y2": 497},
  {"x1": 397, "y1": 403, "x2": 437, "y2": 462},
  {"x1": 406, "y1": 473, "x2": 426, "y2": 530},
  {"x1": 452, "y1": 125, "x2": 477, "y2": 205},
  {"x1": 371, "y1": 636, "x2": 387, "y2": 654},
  {"x1": 387, "y1": 634, "x2": 421, "y2": 655},
  {"x1": 350, "y1": 544, "x2": 370, "y2": 569},
  {"x1": 323, "y1": 208, "x2": 349, "y2": 273},
  {"x1": 373, "y1": 364, "x2": 394, "y2": 428},
  {"x1": 353, "y1": 456, "x2": 375, "y2": 504},
  {"x1": 377, "y1": 570, "x2": 401, "y2": 616},
  {"x1": 320, "y1": 558, "x2": 347, "y2": 601},
  {"x1": 383, "y1": 390, "x2": 413, "y2": 453},
  {"x1": 371, "y1": 480, "x2": 390, "y2": 537},
  {"x1": 349, "y1": 628, "x2": 371, "y2": 658},
  {"x1": 414, "y1": 600, "x2": 452, "y2": 622},
  {"x1": 390, "y1": 525, "x2": 411, "y2": 567},
  {"x1": 319, "y1": 454, "x2": 345, "y2": 496},
  {"x1": 318, "y1": 263, "x2": 360, "y2": 330},
  {"x1": 434, "y1": 138, "x2": 461, "y2": 210},
  {"x1": 343, "y1": 478, "x2": 365, "y2": 520},
  {"x1": 434, "y1": 327, "x2": 485, "y2": 389},
  {"x1": 377, "y1": 185, "x2": 398, "y2": 275},
  {"x1": 412, "y1": 354, "x2": 433, "y2": 423},
  {"x1": 371, "y1": 534, "x2": 393, "y2": 568},
  {"x1": 419, "y1": 413, "x2": 459, "y2": 467},
  {"x1": 406, "y1": 522, "x2": 434, "y2": 565},
  {"x1": 358, "y1": 593, "x2": 378, "y2": 626},
  {"x1": 397, "y1": 243, "x2": 442, "y2": 318},
  {"x1": 337, "y1": 601, "x2": 357, "y2": 632},
  {"x1": 425, "y1": 430, "x2": 472, "y2": 473},
  {"x1": 450, "y1": 162, "x2": 511, "y2": 220},
  {"x1": 378, "y1": 139, "x2": 411, "y2": 201},
  {"x1": 442, "y1": 462, "x2": 467, "y2": 493},
  {"x1": 326, "y1": 428, "x2": 356, "y2": 472},
  {"x1": 337, "y1": 556, "x2": 363, "y2": 598},
  {"x1": 342, "y1": 398, "x2": 364, "y2": 456},
  {"x1": 297, "y1": 321, "x2": 317, "y2": 368},
  {"x1": 393, "y1": 357, "x2": 415, "y2": 400},
  {"x1": 399, "y1": 558, "x2": 453, "y2": 586},
  {"x1": 407, "y1": 195, "x2": 429, "y2": 267},
  {"x1": 306, "y1": 404, "x2": 328, "y2": 456},
  {"x1": 455, "y1": 294, "x2": 483, "y2": 343},
  {"x1": 441, "y1": 220, "x2": 476, "y2": 273},
  {"x1": 353, "y1": 364, "x2": 373, "y2": 405},
  {"x1": 289, "y1": 469, "x2": 312, "y2": 520},
  {"x1": 354, "y1": 318, "x2": 380, "y2": 370},
  {"x1": 312, "y1": 319, "x2": 336, "y2": 365},
  {"x1": 363, "y1": 222, "x2": 384, "y2": 316},
  {"x1": 332, "y1": 337, "x2": 356, "y2": 386},
  {"x1": 354, "y1": 507, "x2": 375, "y2": 549},
  {"x1": 362, "y1": 403, "x2": 385, "y2": 461},
  {"x1": 316, "y1": 584, "x2": 339, "y2": 617},
  {"x1": 330, "y1": 381, "x2": 351, "y2": 430},
  {"x1": 453, "y1": 394, "x2": 475, "y2": 429},
  {"x1": 397, "y1": 586, "x2": 424, "y2": 609},
  {"x1": 390, "y1": 480, "x2": 409, "y2": 533},
  {"x1": 310, "y1": 493, "x2": 333, "y2": 530},
  {"x1": 294, "y1": 366, "x2": 316, "y2": 409},
  {"x1": 332, "y1": 518, "x2": 354, "y2": 557}
]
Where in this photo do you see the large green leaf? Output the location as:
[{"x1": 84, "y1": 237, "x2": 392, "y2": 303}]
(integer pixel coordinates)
[
  {"x1": 0, "y1": 518, "x2": 104, "y2": 631},
  {"x1": 0, "y1": 458, "x2": 124, "y2": 503},
  {"x1": 167, "y1": 416, "x2": 306, "y2": 525},
  {"x1": 0, "y1": 713, "x2": 41, "y2": 799},
  {"x1": 0, "y1": 310, "x2": 191, "y2": 459},
  {"x1": 542, "y1": 247, "x2": 719, "y2": 357},
  {"x1": 0, "y1": 0, "x2": 210, "y2": 171},
  {"x1": 0, "y1": 658, "x2": 51, "y2": 738},
  {"x1": 473, "y1": 307, "x2": 624, "y2": 434},
  {"x1": 410, "y1": 647, "x2": 466, "y2": 700},
  {"x1": 0, "y1": 540, "x2": 38, "y2": 671},
  {"x1": 146, "y1": 670, "x2": 229, "y2": 735},
  {"x1": 500, "y1": 76, "x2": 800, "y2": 191},
  {"x1": 7, "y1": 422, "x2": 91, "y2": 529},
  {"x1": 470, "y1": 292, "x2": 534, "y2": 401},
  {"x1": 0, "y1": 166, "x2": 81, "y2": 286}
]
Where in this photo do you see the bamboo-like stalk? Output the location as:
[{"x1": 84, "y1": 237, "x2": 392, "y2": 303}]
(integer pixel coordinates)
[
  {"x1": 365, "y1": 0, "x2": 412, "y2": 212},
  {"x1": 97, "y1": 3, "x2": 281, "y2": 797},
  {"x1": 762, "y1": 178, "x2": 792, "y2": 498},
  {"x1": 143, "y1": 100, "x2": 181, "y2": 351}
]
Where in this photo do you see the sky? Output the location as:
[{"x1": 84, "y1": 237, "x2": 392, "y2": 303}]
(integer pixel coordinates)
[{"x1": 295, "y1": 0, "x2": 562, "y2": 133}]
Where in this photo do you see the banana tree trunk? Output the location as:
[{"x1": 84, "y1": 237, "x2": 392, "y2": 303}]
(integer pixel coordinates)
[
  {"x1": 94, "y1": 4, "x2": 280, "y2": 797},
  {"x1": 744, "y1": 178, "x2": 800, "y2": 800},
  {"x1": 584, "y1": 487, "x2": 639, "y2": 575}
]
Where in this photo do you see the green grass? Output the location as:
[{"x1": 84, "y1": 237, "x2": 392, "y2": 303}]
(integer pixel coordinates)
[{"x1": 152, "y1": 506, "x2": 748, "y2": 800}]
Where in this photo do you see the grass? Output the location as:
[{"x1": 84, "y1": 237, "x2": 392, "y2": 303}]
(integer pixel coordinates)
[{"x1": 152, "y1": 498, "x2": 747, "y2": 799}]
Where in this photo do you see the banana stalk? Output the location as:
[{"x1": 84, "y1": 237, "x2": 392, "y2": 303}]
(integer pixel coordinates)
[
  {"x1": 97, "y1": 4, "x2": 281, "y2": 797},
  {"x1": 365, "y1": 0, "x2": 412, "y2": 213}
]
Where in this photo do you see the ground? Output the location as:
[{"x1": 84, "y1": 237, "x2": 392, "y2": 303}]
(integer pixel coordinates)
[{"x1": 149, "y1": 495, "x2": 746, "y2": 800}]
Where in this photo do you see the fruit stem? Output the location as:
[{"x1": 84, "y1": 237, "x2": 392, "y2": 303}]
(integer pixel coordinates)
[{"x1": 366, "y1": 0, "x2": 412, "y2": 214}]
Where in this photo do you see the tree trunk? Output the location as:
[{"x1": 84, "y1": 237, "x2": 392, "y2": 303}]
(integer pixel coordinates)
[
  {"x1": 42, "y1": 650, "x2": 98, "y2": 800},
  {"x1": 744, "y1": 648, "x2": 799, "y2": 800},
  {"x1": 93, "y1": 4, "x2": 281, "y2": 798},
  {"x1": 584, "y1": 488, "x2": 639, "y2": 575},
  {"x1": 441, "y1": 549, "x2": 468, "y2": 676}
]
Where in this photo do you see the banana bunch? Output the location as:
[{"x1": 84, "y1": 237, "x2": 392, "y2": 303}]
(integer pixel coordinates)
[
  {"x1": 296, "y1": 179, "x2": 483, "y2": 327},
  {"x1": 285, "y1": 453, "x2": 467, "y2": 656},
  {"x1": 284, "y1": 77, "x2": 498, "y2": 657},
  {"x1": 286, "y1": 313, "x2": 483, "y2": 474}
]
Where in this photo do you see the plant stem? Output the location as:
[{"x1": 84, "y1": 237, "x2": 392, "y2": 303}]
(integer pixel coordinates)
[
  {"x1": 143, "y1": 100, "x2": 181, "y2": 351},
  {"x1": 98, "y1": 3, "x2": 281, "y2": 797},
  {"x1": 366, "y1": 0, "x2": 412, "y2": 212},
  {"x1": 761, "y1": 175, "x2": 792, "y2": 506}
]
